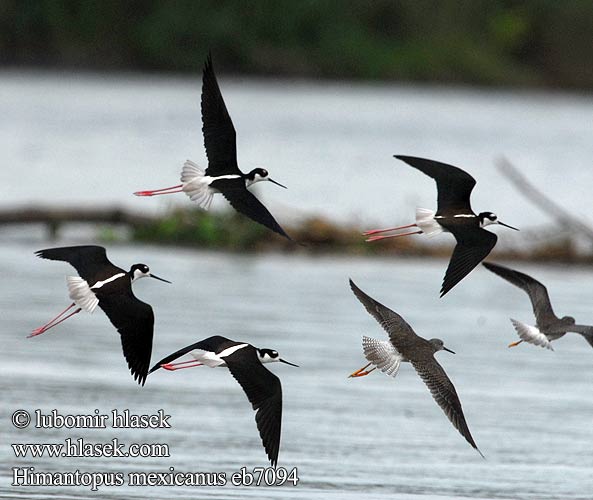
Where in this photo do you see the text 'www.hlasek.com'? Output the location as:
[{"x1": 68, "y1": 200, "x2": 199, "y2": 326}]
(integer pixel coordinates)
[{"x1": 10, "y1": 409, "x2": 299, "y2": 491}]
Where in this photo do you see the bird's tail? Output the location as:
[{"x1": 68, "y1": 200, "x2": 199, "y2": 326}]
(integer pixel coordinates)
[
  {"x1": 415, "y1": 208, "x2": 442, "y2": 238},
  {"x1": 180, "y1": 160, "x2": 214, "y2": 209},
  {"x1": 510, "y1": 319, "x2": 554, "y2": 350},
  {"x1": 66, "y1": 276, "x2": 99, "y2": 313},
  {"x1": 362, "y1": 336, "x2": 402, "y2": 378}
]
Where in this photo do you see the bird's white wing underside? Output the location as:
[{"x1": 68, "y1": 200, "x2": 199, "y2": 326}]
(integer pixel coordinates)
[
  {"x1": 362, "y1": 336, "x2": 402, "y2": 377},
  {"x1": 510, "y1": 318, "x2": 554, "y2": 350},
  {"x1": 66, "y1": 276, "x2": 99, "y2": 313}
]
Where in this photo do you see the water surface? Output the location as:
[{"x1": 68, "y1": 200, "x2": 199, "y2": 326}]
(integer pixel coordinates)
[{"x1": 1, "y1": 241, "x2": 592, "y2": 499}]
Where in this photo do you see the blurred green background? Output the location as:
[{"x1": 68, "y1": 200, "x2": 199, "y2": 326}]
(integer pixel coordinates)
[{"x1": 2, "y1": 0, "x2": 592, "y2": 88}]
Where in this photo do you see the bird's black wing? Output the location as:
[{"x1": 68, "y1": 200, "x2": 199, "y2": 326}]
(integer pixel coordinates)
[
  {"x1": 220, "y1": 186, "x2": 292, "y2": 240},
  {"x1": 395, "y1": 156, "x2": 477, "y2": 213},
  {"x1": 349, "y1": 279, "x2": 421, "y2": 355},
  {"x1": 224, "y1": 345, "x2": 283, "y2": 467},
  {"x1": 411, "y1": 357, "x2": 482, "y2": 456},
  {"x1": 201, "y1": 53, "x2": 240, "y2": 176},
  {"x1": 149, "y1": 336, "x2": 236, "y2": 373},
  {"x1": 482, "y1": 262, "x2": 558, "y2": 324},
  {"x1": 97, "y1": 288, "x2": 154, "y2": 386},
  {"x1": 35, "y1": 245, "x2": 121, "y2": 283},
  {"x1": 441, "y1": 228, "x2": 497, "y2": 297}
]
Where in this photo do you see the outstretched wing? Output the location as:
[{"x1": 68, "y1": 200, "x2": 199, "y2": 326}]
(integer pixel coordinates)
[
  {"x1": 35, "y1": 245, "x2": 121, "y2": 282},
  {"x1": 568, "y1": 324, "x2": 593, "y2": 348},
  {"x1": 224, "y1": 345, "x2": 283, "y2": 467},
  {"x1": 395, "y1": 156, "x2": 476, "y2": 213},
  {"x1": 349, "y1": 279, "x2": 421, "y2": 356},
  {"x1": 441, "y1": 229, "x2": 497, "y2": 297},
  {"x1": 149, "y1": 336, "x2": 236, "y2": 373},
  {"x1": 201, "y1": 53, "x2": 240, "y2": 176},
  {"x1": 97, "y1": 289, "x2": 154, "y2": 386},
  {"x1": 482, "y1": 262, "x2": 558, "y2": 324},
  {"x1": 411, "y1": 357, "x2": 482, "y2": 456},
  {"x1": 220, "y1": 186, "x2": 292, "y2": 240}
]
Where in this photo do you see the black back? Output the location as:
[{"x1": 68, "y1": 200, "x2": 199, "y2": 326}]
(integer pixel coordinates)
[
  {"x1": 35, "y1": 245, "x2": 122, "y2": 283},
  {"x1": 395, "y1": 156, "x2": 477, "y2": 214},
  {"x1": 200, "y1": 55, "x2": 291, "y2": 241},
  {"x1": 201, "y1": 54, "x2": 241, "y2": 176},
  {"x1": 149, "y1": 336, "x2": 240, "y2": 373},
  {"x1": 36, "y1": 245, "x2": 154, "y2": 386},
  {"x1": 149, "y1": 336, "x2": 284, "y2": 466}
]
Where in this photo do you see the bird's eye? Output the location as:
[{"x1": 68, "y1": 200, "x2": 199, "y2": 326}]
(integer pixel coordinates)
[{"x1": 261, "y1": 170, "x2": 268, "y2": 177}]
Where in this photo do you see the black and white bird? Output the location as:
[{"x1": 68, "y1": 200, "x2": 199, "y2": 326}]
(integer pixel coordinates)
[
  {"x1": 364, "y1": 156, "x2": 518, "y2": 296},
  {"x1": 134, "y1": 54, "x2": 291, "y2": 240},
  {"x1": 483, "y1": 262, "x2": 593, "y2": 350},
  {"x1": 32, "y1": 245, "x2": 170, "y2": 385},
  {"x1": 149, "y1": 335, "x2": 298, "y2": 467},
  {"x1": 348, "y1": 279, "x2": 483, "y2": 456}
]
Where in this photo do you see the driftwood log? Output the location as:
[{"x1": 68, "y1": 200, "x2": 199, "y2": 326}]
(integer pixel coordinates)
[{"x1": 0, "y1": 206, "x2": 156, "y2": 238}]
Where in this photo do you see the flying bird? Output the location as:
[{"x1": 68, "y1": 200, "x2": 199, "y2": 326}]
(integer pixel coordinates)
[
  {"x1": 32, "y1": 245, "x2": 170, "y2": 385},
  {"x1": 149, "y1": 335, "x2": 298, "y2": 467},
  {"x1": 364, "y1": 156, "x2": 518, "y2": 296},
  {"x1": 134, "y1": 54, "x2": 291, "y2": 240},
  {"x1": 348, "y1": 279, "x2": 483, "y2": 456},
  {"x1": 483, "y1": 262, "x2": 593, "y2": 350}
]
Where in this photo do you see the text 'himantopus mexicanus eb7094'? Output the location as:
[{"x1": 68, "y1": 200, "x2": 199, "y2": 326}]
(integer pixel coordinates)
[
  {"x1": 348, "y1": 279, "x2": 483, "y2": 457},
  {"x1": 483, "y1": 262, "x2": 593, "y2": 350},
  {"x1": 149, "y1": 335, "x2": 298, "y2": 467},
  {"x1": 365, "y1": 156, "x2": 518, "y2": 297},
  {"x1": 134, "y1": 54, "x2": 292, "y2": 240},
  {"x1": 32, "y1": 245, "x2": 170, "y2": 385}
]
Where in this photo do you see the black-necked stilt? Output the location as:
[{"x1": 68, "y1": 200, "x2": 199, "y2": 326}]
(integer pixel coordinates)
[
  {"x1": 483, "y1": 262, "x2": 593, "y2": 350},
  {"x1": 134, "y1": 54, "x2": 292, "y2": 240},
  {"x1": 348, "y1": 279, "x2": 483, "y2": 456},
  {"x1": 32, "y1": 245, "x2": 170, "y2": 385},
  {"x1": 149, "y1": 335, "x2": 298, "y2": 467},
  {"x1": 364, "y1": 156, "x2": 518, "y2": 297}
]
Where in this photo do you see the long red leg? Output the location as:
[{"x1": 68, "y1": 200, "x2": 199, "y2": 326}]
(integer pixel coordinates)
[
  {"x1": 29, "y1": 305, "x2": 82, "y2": 338},
  {"x1": 161, "y1": 360, "x2": 204, "y2": 371},
  {"x1": 363, "y1": 223, "x2": 417, "y2": 236},
  {"x1": 366, "y1": 230, "x2": 423, "y2": 242},
  {"x1": 134, "y1": 184, "x2": 183, "y2": 197},
  {"x1": 29, "y1": 302, "x2": 75, "y2": 335}
]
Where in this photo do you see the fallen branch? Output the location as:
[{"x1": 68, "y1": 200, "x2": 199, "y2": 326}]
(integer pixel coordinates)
[
  {"x1": 497, "y1": 157, "x2": 593, "y2": 244},
  {"x1": 0, "y1": 206, "x2": 156, "y2": 227}
]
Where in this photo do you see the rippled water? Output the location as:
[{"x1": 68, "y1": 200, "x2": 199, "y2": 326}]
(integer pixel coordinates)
[{"x1": 1, "y1": 241, "x2": 592, "y2": 499}]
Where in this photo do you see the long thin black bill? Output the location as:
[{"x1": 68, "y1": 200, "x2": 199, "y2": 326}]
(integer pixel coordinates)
[
  {"x1": 279, "y1": 358, "x2": 299, "y2": 367},
  {"x1": 269, "y1": 178, "x2": 287, "y2": 189},
  {"x1": 150, "y1": 274, "x2": 172, "y2": 284}
]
